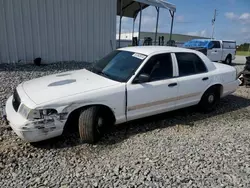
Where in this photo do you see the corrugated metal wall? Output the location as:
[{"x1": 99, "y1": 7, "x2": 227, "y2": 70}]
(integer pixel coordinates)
[{"x1": 0, "y1": 0, "x2": 117, "y2": 63}]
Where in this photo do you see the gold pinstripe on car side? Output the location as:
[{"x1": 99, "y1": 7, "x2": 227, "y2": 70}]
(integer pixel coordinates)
[{"x1": 127, "y1": 92, "x2": 201, "y2": 111}]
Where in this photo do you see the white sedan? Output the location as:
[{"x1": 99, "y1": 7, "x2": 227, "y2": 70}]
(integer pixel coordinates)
[{"x1": 3, "y1": 46, "x2": 240, "y2": 143}]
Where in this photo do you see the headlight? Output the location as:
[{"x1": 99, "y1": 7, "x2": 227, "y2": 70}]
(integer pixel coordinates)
[
  {"x1": 41, "y1": 109, "x2": 57, "y2": 116},
  {"x1": 28, "y1": 109, "x2": 57, "y2": 120},
  {"x1": 19, "y1": 104, "x2": 57, "y2": 120},
  {"x1": 19, "y1": 104, "x2": 31, "y2": 118},
  {"x1": 27, "y1": 109, "x2": 43, "y2": 120}
]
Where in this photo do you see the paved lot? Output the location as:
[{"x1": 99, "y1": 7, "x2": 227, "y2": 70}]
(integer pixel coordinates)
[
  {"x1": 0, "y1": 59, "x2": 250, "y2": 188},
  {"x1": 234, "y1": 55, "x2": 247, "y2": 65}
]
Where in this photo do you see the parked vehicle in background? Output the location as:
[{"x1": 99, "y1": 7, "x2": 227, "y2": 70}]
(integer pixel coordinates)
[
  {"x1": 238, "y1": 56, "x2": 250, "y2": 87},
  {"x1": 183, "y1": 39, "x2": 236, "y2": 64},
  {"x1": 2, "y1": 46, "x2": 240, "y2": 144}
]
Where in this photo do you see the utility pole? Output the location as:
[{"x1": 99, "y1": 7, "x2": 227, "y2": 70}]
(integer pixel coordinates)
[{"x1": 211, "y1": 9, "x2": 217, "y2": 39}]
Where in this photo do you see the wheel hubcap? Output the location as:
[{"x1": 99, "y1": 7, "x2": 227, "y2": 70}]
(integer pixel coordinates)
[{"x1": 208, "y1": 94, "x2": 215, "y2": 103}]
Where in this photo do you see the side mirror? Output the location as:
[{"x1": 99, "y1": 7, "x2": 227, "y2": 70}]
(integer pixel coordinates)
[{"x1": 137, "y1": 74, "x2": 150, "y2": 83}]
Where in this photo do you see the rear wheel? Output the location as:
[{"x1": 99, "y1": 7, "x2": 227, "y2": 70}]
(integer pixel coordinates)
[
  {"x1": 225, "y1": 55, "x2": 232, "y2": 65},
  {"x1": 198, "y1": 87, "x2": 220, "y2": 112},
  {"x1": 78, "y1": 106, "x2": 107, "y2": 144}
]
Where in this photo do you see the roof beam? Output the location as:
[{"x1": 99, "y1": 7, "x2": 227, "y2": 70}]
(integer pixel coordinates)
[
  {"x1": 122, "y1": 1, "x2": 136, "y2": 11},
  {"x1": 134, "y1": 0, "x2": 176, "y2": 12}
]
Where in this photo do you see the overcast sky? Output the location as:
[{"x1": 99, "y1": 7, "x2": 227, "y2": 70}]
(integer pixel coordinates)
[{"x1": 116, "y1": 0, "x2": 250, "y2": 44}]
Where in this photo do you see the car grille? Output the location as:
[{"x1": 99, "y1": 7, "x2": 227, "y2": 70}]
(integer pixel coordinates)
[{"x1": 12, "y1": 89, "x2": 21, "y2": 112}]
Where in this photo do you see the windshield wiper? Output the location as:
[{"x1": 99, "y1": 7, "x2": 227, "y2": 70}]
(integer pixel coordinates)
[
  {"x1": 98, "y1": 71, "x2": 111, "y2": 79},
  {"x1": 88, "y1": 67, "x2": 120, "y2": 82},
  {"x1": 86, "y1": 65, "x2": 110, "y2": 78},
  {"x1": 86, "y1": 66, "x2": 101, "y2": 74}
]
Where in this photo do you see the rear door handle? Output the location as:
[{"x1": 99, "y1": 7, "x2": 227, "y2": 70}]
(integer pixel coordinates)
[
  {"x1": 168, "y1": 83, "x2": 177, "y2": 87},
  {"x1": 202, "y1": 77, "x2": 209, "y2": 81}
]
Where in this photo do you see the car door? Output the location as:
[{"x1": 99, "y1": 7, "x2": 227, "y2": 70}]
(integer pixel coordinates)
[
  {"x1": 208, "y1": 41, "x2": 222, "y2": 61},
  {"x1": 126, "y1": 53, "x2": 178, "y2": 121},
  {"x1": 174, "y1": 52, "x2": 211, "y2": 109}
]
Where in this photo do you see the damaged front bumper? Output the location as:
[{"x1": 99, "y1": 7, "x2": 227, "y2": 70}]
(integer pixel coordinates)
[{"x1": 4, "y1": 96, "x2": 65, "y2": 142}]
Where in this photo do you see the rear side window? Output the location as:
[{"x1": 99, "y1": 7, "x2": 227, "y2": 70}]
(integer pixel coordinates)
[{"x1": 175, "y1": 53, "x2": 207, "y2": 77}]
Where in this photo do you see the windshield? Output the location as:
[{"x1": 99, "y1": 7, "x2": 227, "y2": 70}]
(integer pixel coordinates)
[
  {"x1": 87, "y1": 50, "x2": 147, "y2": 82},
  {"x1": 183, "y1": 40, "x2": 210, "y2": 48}
]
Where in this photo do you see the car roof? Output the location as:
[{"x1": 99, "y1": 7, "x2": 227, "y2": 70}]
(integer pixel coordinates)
[{"x1": 118, "y1": 46, "x2": 198, "y2": 56}]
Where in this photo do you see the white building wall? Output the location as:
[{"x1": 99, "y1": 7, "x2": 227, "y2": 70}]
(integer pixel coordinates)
[{"x1": 0, "y1": 0, "x2": 116, "y2": 63}]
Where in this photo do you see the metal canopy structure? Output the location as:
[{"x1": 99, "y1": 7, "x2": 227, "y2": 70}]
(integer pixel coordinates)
[
  {"x1": 117, "y1": 0, "x2": 149, "y2": 18},
  {"x1": 117, "y1": 0, "x2": 176, "y2": 47}
]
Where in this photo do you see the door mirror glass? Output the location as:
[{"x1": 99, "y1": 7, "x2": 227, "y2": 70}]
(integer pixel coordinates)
[{"x1": 137, "y1": 74, "x2": 150, "y2": 83}]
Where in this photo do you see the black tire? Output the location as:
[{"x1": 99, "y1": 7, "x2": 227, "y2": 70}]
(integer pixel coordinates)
[
  {"x1": 225, "y1": 55, "x2": 232, "y2": 65},
  {"x1": 198, "y1": 87, "x2": 220, "y2": 112},
  {"x1": 78, "y1": 106, "x2": 106, "y2": 144}
]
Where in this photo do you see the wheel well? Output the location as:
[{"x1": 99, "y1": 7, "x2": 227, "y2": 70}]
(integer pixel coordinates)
[
  {"x1": 205, "y1": 84, "x2": 223, "y2": 97},
  {"x1": 63, "y1": 105, "x2": 116, "y2": 132},
  {"x1": 227, "y1": 54, "x2": 232, "y2": 59}
]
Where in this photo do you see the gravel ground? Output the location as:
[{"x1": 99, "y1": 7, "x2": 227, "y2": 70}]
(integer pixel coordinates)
[{"x1": 0, "y1": 60, "x2": 250, "y2": 188}]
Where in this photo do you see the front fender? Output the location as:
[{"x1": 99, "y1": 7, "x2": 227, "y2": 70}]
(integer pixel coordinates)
[
  {"x1": 62, "y1": 101, "x2": 115, "y2": 115},
  {"x1": 60, "y1": 101, "x2": 127, "y2": 124}
]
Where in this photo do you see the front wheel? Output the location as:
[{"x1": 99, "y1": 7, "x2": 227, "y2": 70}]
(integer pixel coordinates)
[
  {"x1": 198, "y1": 88, "x2": 220, "y2": 112},
  {"x1": 78, "y1": 106, "x2": 107, "y2": 144}
]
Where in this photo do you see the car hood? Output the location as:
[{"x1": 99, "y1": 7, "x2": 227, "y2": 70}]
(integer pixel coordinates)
[{"x1": 21, "y1": 69, "x2": 119, "y2": 105}]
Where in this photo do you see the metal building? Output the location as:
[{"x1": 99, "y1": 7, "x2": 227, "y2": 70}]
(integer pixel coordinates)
[{"x1": 0, "y1": 0, "x2": 116, "y2": 63}]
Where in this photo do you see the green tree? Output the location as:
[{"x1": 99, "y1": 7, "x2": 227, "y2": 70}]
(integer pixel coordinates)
[{"x1": 237, "y1": 43, "x2": 250, "y2": 51}]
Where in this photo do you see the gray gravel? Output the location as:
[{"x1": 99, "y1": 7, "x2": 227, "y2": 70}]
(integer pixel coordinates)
[{"x1": 0, "y1": 60, "x2": 250, "y2": 188}]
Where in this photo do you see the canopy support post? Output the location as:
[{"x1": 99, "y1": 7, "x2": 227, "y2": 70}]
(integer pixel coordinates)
[
  {"x1": 155, "y1": 7, "x2": 160, "y2": 45},
  {"x1": 118, "y1": 0, "x2": 123, "y2": 48},
  {"x1": 138, "y1": 3, "x2": 142, "y2": 46},
  {"x1": 169, "y1": 10, "x2": 175, "y2": 44},
  {"x1": 132, "y1": 17, "x2": 135, "y2": 38}
]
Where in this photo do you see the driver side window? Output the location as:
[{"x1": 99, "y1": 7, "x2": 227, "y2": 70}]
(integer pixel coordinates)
[
  {"x1": 135, "y1": 53, "x2": 173, "y2": 83},
  {"x1": 209, "y1": 41, "x2": 221, "y2": 49}
]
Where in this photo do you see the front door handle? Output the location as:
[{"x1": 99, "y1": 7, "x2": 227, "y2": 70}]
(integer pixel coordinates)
[
  {"x1": 168, "y1": 83, "x2": 177, "y2": 87},
  {"x1": 202, "y1": 77, "x2": 209, "y2": 81}
]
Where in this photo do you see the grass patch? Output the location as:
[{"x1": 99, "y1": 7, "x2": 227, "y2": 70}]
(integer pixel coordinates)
[{"x1": 237, "y1": 51, "x2": 250, "y2": 56}]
